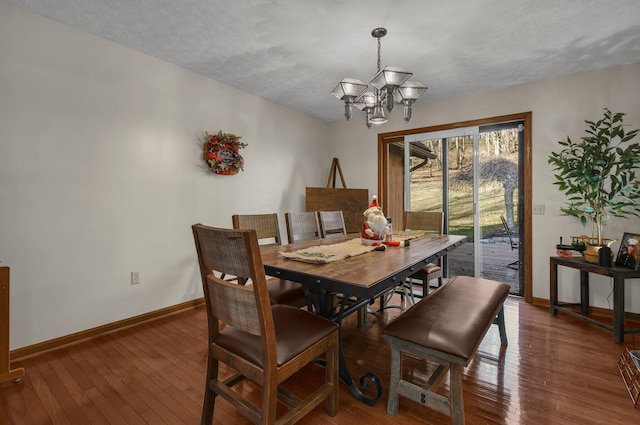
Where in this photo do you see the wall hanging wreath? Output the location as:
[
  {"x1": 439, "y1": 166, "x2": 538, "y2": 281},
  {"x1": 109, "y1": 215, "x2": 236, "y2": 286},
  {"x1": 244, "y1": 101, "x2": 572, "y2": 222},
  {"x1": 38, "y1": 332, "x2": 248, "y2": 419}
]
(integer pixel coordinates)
[{"x1": 203, "y1": 130, "x2": 247, "y2": 175}]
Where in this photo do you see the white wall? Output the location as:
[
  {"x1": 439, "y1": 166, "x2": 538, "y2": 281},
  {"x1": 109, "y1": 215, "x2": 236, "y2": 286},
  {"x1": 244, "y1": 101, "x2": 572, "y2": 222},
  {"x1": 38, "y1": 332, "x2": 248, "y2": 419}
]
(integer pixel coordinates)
[
  {"x1": 0, "y1": 3, "x2": 329, "y2": 349},
  {"x1": 328, "y1": 62, "x2": 640, "y2": 313}
]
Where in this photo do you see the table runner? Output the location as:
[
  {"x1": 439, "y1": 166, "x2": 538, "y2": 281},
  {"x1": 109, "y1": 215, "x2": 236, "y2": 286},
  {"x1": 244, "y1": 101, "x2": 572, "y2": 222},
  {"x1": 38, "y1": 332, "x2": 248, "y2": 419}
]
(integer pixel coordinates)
[{"x1": 281, "y1": 231, "x2": 425, "y2": 264}]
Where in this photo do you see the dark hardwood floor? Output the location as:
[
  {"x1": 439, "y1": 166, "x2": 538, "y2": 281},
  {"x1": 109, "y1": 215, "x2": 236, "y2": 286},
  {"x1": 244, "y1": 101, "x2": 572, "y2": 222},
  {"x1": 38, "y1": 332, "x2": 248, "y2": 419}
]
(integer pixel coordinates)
[{"x1": 2, "y1": 296, "x2": 639, "y2": 425}]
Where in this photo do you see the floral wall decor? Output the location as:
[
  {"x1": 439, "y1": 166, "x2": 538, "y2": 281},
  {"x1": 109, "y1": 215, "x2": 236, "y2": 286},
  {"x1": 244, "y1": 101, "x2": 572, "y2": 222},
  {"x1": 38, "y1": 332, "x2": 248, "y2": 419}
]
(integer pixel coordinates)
[{"x1": 203, "y1": 130, "x2": 247, "y2": 175}]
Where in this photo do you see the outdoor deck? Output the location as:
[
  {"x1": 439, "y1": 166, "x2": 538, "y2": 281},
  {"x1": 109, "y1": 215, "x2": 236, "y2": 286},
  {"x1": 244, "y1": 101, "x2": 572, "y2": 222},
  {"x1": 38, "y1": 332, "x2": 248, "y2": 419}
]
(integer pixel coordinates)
[{"x1": 447, "y1": 239, "x2": 521, "y2": 294}]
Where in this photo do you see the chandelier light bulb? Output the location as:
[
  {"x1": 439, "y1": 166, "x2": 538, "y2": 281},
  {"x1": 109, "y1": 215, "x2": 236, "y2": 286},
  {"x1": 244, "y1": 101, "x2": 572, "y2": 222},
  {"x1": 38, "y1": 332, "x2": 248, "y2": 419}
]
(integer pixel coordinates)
[{"x1": 370, "y1": 104, "x2": 388, "y2": 124}]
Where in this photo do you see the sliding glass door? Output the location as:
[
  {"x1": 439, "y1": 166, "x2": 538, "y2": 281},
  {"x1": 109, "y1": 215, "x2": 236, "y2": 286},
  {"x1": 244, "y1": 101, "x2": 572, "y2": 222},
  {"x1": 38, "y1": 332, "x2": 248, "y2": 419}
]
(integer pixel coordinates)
[{"x1": 383, "y1": 121, "x2": 523, "y2": 294}]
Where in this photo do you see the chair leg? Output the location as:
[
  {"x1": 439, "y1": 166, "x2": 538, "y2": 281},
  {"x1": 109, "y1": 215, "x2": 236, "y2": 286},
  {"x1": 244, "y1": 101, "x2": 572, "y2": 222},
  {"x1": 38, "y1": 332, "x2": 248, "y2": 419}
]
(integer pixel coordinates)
[
  {"x1": 263, "y1": 379, "x2": 278, "y2": 425},
  {"x1": 326, "y1": 334, "x2": 339, "y2": 416},
  {"x1": 201, "y1": 357, "x2": 217, "y2": 425},
  {"x1": 371, "y1": 283, "x2": 413, "y2": 314},
  {"x1": 396, "y1": 281, "x2": 415, "y2": 309},
  {"x1": 421, "y1": 277, "x2": 429, "y2": 298},
  {"x1": 405, "y1": 281, "x2": 416, "y2": 307},
  {"x1": 401, "y1": 276, "x2": 427, "y2": 299},
  {"x1": 357, "y1": 306, "x2": 367, "y2": 326}
]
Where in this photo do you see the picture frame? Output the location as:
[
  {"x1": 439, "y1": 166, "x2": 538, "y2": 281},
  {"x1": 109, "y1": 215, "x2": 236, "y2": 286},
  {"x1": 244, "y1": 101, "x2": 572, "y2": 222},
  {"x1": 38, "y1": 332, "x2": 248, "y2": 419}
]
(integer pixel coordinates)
[{"x1": 614, "y1": 232, "x2": 640, "y2": 270}]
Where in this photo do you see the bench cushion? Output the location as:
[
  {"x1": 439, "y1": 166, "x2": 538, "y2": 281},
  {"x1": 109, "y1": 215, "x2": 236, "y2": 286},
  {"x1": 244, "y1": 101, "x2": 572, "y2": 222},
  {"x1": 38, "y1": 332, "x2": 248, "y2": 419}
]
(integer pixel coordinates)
[{"x1": 382, "y1": 276, "x2": 509, "y2": 361}]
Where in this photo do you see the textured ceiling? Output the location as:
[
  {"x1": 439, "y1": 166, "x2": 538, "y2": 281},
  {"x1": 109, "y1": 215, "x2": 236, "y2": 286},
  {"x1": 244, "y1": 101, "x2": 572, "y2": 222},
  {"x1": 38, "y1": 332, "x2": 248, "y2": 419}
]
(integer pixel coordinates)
[{"x1": 7, "y1": 0, "x2": 640, "y2": 122}]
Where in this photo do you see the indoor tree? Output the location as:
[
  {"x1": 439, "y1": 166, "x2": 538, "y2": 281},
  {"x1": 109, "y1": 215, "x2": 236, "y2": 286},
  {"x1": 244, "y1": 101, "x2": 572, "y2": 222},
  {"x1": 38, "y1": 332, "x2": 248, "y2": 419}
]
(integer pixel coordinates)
[{"x1": 547, "y1": 108, "x2": 640, "y2": 245}]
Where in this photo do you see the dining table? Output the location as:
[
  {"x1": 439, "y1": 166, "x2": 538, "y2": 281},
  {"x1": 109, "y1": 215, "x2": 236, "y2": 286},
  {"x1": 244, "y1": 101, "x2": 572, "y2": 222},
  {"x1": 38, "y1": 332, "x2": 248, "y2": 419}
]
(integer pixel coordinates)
[{"x1": 260, "y1": 233, "x2": 468, "y2": 405}]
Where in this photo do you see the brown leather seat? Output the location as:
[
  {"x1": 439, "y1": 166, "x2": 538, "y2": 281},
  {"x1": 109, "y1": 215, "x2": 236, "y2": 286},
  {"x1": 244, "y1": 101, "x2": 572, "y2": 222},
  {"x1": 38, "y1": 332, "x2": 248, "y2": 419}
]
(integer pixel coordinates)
[
  {"x1": 216, "y1": 304, "x2": 338, "y2": 367},
  {"x1": 382, "y1": 276, "x2": 509, "y2": 361},
  {"x1": 265, "y1": 279, "x2": 308, "y2": 306}
]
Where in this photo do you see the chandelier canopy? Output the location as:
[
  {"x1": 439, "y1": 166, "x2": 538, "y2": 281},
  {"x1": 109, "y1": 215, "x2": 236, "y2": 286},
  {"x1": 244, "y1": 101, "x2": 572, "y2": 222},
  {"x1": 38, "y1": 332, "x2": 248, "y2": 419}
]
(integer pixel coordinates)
[{"x1": 331, "y1": 28, "x2": 427, "y2": 128}]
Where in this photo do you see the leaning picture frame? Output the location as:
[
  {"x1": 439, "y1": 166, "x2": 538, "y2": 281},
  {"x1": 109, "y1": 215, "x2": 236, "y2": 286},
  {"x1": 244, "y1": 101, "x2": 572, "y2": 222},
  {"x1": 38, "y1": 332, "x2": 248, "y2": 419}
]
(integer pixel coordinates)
[{"x1": 614, "y1": 232, "x2": 640, "y2": 270}]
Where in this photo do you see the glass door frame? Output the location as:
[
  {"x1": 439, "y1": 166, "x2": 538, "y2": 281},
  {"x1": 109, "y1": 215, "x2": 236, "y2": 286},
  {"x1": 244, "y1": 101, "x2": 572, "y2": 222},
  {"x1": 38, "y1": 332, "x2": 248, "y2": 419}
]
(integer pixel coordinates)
[{"x1": 377, "y1": 112, "x2": 533, "y2": 302}]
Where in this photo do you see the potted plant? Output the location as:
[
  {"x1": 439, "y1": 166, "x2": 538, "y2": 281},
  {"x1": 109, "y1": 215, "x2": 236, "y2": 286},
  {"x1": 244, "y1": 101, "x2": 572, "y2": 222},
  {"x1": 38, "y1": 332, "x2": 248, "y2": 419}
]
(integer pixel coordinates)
[{"x1": 547, "y1": 108, "x2": 640, "y2": 263}]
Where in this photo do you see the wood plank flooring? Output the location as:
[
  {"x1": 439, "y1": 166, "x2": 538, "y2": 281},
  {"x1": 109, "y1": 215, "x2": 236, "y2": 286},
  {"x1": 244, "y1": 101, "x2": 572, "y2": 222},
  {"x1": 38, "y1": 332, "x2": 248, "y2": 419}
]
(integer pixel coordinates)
[{"x1": 2, "y1": 297, "x2": 639, "y2": 425}]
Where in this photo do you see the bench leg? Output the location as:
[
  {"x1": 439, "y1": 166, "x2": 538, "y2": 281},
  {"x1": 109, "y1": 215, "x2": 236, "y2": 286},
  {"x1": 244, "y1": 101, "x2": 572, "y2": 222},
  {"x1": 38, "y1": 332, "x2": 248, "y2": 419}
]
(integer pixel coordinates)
[
  {"x1": 495, "y1": 305, "x2": 507, "y2": 345},
  {"x1": 450, "y1": 363, "x2": 465, "y2": 425},
  {"x1": 386, "y1": 345, "x2": 402, "y2": 416}
]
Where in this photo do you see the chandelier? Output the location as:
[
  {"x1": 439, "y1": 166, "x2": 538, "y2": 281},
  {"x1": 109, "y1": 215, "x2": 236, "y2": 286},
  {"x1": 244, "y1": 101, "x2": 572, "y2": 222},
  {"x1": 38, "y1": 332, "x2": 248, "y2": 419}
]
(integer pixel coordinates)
[{"x1": 331, "y1": 28, "x2": 427, "y2": 128}]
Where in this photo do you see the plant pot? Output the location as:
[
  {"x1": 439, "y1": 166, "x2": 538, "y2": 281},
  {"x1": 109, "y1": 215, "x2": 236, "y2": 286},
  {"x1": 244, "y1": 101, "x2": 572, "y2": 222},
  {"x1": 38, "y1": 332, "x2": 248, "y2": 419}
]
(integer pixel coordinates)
[{"x1": 581, "y1": 236, "x2": 616, "y2": 264}]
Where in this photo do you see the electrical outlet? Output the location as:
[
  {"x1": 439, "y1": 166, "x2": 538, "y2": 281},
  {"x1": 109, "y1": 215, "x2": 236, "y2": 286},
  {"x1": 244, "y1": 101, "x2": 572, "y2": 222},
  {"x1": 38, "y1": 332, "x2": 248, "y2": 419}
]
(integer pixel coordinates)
[
  {"x1": 533, "y1": 204, "x2": 545, "y2": 215},
  {"x1": 131, "y1": 271, "x2": 141, "y2": 285}
]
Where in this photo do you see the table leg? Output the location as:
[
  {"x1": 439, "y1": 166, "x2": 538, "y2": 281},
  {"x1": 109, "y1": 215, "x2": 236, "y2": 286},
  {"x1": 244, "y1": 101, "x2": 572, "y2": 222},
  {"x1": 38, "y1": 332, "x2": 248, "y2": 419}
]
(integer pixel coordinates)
[
  {"x1": 336, "y1": 324, "x2": 382, "y2": 406},
  {"x1": 580, "y1": 270, "x2": 590, "y2": 314},
  {"x1": 318, "y1": 291, "x2": 382, "y2": 405},
  {"x1": 613, "y1": 276, "x2": 625, "y2": 344},
  {"x1": 550, "y1": 259, "x2": 558, "y2": 316}
]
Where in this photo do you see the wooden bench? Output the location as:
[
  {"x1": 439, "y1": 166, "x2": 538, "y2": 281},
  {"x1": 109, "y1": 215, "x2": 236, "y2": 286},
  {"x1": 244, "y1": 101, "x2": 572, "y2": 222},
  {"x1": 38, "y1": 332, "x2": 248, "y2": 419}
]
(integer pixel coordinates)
[{"x1": 381, "y1": 276, "x2": 509, "y2": 425}]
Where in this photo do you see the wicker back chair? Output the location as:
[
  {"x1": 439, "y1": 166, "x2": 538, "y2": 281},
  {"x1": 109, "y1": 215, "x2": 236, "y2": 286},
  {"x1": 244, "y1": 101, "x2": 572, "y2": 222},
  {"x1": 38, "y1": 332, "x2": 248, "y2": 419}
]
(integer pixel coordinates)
[
  {"x1": 403, "y1": 211, "x2": 445, "y2": 297},
  {"x1": 230, "y1": 214, "x2": 306, "y2": 307},
  {"x1": 192, "y1": 224, "x2": 338, "y2": 425},
  {"x1": 285, "y1": 211, "x2": 321, "y2": 243},
  {"x1": 318, "y1": 211, "x2": 347, "y2": 238}
]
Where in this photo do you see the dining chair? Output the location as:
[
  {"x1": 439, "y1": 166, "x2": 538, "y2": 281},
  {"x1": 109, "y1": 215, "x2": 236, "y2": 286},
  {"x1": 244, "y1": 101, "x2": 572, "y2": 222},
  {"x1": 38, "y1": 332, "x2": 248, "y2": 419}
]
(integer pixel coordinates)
[
  {"x1": 230, "y1": 214, "x2": 306, "y2": 307},
  {"x1": 403, "y1": 211, "x2": 445, "y2": 298},
  {"x1": 195, "y1": 221, "x2": 303, "y2": 307},
  {"x1": 232, "y1": 213, "x2": 283, "y2": 246},
  {"x1": 285, "y1": 211, "x2": 321, "y2": 243},
  {"x1": 501, "y1": 215, "x2": 521, "y2": 269},
  {"x1": 318, "y1": 211, "x2": 347, "y2": 238},
  {"x1": 191, "y1": 224, "x2": 339, "y2": 425},
  {"x1": 367, "y1": 211, "x2": 436, "y2": 313}
]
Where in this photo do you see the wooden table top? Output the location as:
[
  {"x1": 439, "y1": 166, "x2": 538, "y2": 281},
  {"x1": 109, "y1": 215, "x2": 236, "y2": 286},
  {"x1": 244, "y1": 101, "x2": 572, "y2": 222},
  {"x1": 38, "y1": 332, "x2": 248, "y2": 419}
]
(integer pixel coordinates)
[{"x1": 260, "y1": 234, "x2": 467, "y2": 299}]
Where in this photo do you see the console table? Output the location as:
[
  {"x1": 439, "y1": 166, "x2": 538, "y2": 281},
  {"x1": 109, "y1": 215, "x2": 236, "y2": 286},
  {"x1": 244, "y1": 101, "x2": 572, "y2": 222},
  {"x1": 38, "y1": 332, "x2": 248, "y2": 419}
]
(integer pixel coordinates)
[{"x1": 550, "y1": 256, "x2": 640, "y2": 343}]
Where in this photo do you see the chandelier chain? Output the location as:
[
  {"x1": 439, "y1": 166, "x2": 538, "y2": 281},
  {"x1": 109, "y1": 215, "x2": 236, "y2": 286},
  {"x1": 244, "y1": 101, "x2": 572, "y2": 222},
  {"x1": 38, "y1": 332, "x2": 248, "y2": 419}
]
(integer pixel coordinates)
[{"x1": 377, "y1": 37, "x2": 381, "y2": 73}]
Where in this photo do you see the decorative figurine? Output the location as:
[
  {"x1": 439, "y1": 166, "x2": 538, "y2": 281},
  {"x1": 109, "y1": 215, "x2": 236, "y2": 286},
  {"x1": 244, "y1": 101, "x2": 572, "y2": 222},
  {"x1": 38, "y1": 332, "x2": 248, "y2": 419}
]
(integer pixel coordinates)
[{"x1": 361, "y1": 196, "x2": 409, "y2": 248}]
